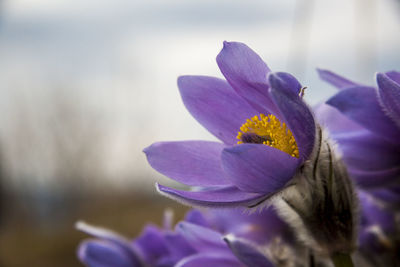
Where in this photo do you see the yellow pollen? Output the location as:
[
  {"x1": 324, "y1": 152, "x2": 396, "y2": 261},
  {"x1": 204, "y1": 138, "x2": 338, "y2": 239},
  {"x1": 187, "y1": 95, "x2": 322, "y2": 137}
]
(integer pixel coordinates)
[{"x1": 236, "y1": 114, "x2": 299, "y2": 158}]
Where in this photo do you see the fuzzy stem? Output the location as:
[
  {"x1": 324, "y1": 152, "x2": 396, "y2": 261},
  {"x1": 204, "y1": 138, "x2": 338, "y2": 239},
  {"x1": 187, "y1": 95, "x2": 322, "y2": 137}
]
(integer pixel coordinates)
[{"x1": 331, "y1": 253, "x2": 354, "y2": 267}]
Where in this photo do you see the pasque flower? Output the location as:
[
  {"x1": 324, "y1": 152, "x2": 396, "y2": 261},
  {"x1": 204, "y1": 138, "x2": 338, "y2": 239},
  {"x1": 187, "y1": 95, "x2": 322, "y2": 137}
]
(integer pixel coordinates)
[
  {"x1": 144, "y1": 42, "x2": 357, "y2": 259},
  {"x1": 76, "y1": 208, "x2": 297, "y2": 267},
  {"x1": 144, "y1": 41, "x2": 316, "y2": 207},
  {"x1": 317, "y1": 69, "x2": 400, "y2": 206},
  {"x1": 358, "y1": 190, "x2": 400, "y2": 266}
]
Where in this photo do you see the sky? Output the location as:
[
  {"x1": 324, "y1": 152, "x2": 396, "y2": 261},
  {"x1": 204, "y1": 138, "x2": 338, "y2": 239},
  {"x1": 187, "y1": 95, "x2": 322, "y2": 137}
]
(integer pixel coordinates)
[{"x1": 0, "y1": 0, "x2": 399, "y2": 191}]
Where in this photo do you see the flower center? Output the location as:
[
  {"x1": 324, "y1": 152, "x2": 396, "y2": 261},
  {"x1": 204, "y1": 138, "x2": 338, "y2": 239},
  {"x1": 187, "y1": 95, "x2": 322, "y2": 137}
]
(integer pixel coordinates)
[{"x1": 237, "y1": 114, "x2": 299, "y2": 158}]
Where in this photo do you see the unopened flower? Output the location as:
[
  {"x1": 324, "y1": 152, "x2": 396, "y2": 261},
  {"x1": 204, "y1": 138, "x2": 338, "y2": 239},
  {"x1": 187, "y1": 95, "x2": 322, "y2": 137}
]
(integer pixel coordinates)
[{"x1": 317, "y1": 69, "x2": 400, "y2": 207}]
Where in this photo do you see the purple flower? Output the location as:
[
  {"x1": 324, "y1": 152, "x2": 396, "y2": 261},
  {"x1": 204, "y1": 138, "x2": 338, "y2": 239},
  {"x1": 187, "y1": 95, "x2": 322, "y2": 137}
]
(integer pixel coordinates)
[
  {"x1": 76, "y1": 208, "x2": 290, "y2": 267},
  {"x1": 317, "y1": 69, "x2": 400, "y2": 206},
  {"x1": 358, "y1": 190, "x2": 399, "y2": 265},
  {"x1": 144, "y1": 41, "x2": 316, "y2": 208}
]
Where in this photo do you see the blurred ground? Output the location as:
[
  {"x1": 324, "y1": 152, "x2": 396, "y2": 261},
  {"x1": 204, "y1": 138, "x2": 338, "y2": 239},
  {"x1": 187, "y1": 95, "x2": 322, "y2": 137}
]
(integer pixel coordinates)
[{"x1": 0, "y1": 192, "x2": 188, "y2": 267}]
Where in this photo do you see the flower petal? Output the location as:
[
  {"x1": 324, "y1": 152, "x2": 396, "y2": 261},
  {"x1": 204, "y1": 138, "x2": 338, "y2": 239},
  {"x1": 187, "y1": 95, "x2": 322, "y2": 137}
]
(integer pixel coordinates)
[
  {"x1": 216, "y1": 41, "x2": 280, "y2": 115},
  {"x1": 326, "y1": 86, "x2": 400, "y2": 142},
  {"x1": 133, "y1": 225, "x2": 169, "y2": 265},
  {"x1": 386, "y1": 70, "x2": 400, "y2": 84},
  {"x1": 156, "y1": 183, "x2": 264, "y2": 208},
  {"x1": 178, "y1": 75, "x2": 258, "y2": 145},
  {"x1": 267, "y1": 72, "x2": 302, "y2": 95},
  {"x1": 317, "y1": 68, "x2": 360, "y2": 89},
  {"x1": 78, "y1": 240, "x2": 140, "y2": 267},
  {"x1": 76, "y1": 222, "x2": 142, "y2": 266},
  {"x1": 377, "y1": 73, "x2": 400, "y2": 127},
  {"x1": 176, "y1": 222, "x2": 227, "y2": 253},
  {"x1": 76, "y1": 221, "x2": 131, "y2": 247},
  {"x1": 349, "y1": 167, "x2": 400, "y2": 189},
  {"x1": 144, "y1": 141, "x2": 230, "y2": 186},
  {"x1": 221, "y1": 144, "x2": 299, "y2": 194},
  {"x1": 224, "y1": 235, "x2": 274, "y2": 267},
  {"x1": 175, "y1": 253, "x2": 242, "y2": 267},
  {"x1": 269, "y1": 84, "x2": 316, "y2": 161},
  {"x1": 333, "y1": 130, "x2": 400, "y2": 171},
  {"x1": 314, "y1": 103, "x2": 363, "y2": 134}
]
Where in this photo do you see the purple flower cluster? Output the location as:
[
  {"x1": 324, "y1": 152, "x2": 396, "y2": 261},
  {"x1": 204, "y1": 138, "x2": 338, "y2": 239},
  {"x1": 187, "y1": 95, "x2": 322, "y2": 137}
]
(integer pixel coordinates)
[
  {"x1": 77, "y1": 42, "x2": 400, "y2": 267},
  {"x1": 78, "y1": 208, "x2": 297, "y2": 267}
]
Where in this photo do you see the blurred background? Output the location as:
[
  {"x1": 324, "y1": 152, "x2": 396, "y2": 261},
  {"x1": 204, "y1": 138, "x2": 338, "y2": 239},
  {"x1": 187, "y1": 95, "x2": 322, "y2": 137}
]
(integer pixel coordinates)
[{"x1": 0, "y1": 0, "x2": 399, "y2": 266}]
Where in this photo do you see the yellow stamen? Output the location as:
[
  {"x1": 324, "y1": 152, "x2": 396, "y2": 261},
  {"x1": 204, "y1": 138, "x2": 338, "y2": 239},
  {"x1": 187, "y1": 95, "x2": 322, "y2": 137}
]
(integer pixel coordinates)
[{"x1": 236, "y1": 114, "x2": 299, "y2": 158}]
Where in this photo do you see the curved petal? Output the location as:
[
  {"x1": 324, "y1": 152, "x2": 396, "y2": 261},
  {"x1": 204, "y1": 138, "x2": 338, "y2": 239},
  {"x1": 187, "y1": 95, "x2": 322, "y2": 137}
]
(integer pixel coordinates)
[
  {"x1": 317, "y1": 68, "x2": 360, "y2": 89},
  {"x1": 269, "y1": 84, "x2": 316, "y2": 161},
  {"x1": 224, "y1": 235, "x2": 274, "y2": 267},
  {"x1": 178, "y1": 76, "x2": 258, "y2": 145},
  {"x1": 349, "y1": 167, "x2": 400, "y2": 189},
  {"x1": 314, "y1": 103, "x2": 363, "y2": 134},
  {"x1": 175, "y1": 253, "x2": 242, "y2": 267},
  {"x1": 377, "y1": 73, "x2": 400, "y2": 127},
  {"x1": 221, "y1": 144, "x2": 299, "y2": 194},
  {"x1": 144, "y1": 141, "x2": 230, "y2": 186},
  {"x1": 76, "y1": 222, "x2": 142, "y2": 266},
  {"x1": 386, "y1": 70, "x2": 400, "y2": 84},
  {"x1": 78, "y1": 240, "x2": 139, "y2": 267},
  {"x1": 326, "y1": 86, "x2": 400, "y2": 142},
  {"x1": 176, "y1": 222, "x2": 226, "y2": 253},
  {"x1": 156, "y1": 183, "x2": 264, "y2": 208},
  {"x1": 333, "y1": 130, "x2": 400, "y2": 171},
  {"x1": 216, "y1": 41, "x2": 280, "y2": 115},
  {"x1": 267, "y1": 72, "x2": 302, "y2": 96}
]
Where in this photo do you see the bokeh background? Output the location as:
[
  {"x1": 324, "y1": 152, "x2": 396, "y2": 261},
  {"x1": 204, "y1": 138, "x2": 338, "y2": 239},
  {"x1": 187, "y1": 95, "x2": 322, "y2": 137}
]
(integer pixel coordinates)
[{"x1": 0, "y1": 0, "x2": 399, "y2": 266}]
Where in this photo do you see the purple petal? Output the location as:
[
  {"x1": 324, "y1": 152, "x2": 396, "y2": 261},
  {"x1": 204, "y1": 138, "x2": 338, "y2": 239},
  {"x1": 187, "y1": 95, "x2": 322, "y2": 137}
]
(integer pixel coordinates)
[
  {"x1": 267, "y1": 72, "x2": 302, "y2": 95},
  {"x1": 224, "y1": 235, "x2": 274, "y2": 267},
  {"x1": 350, "y1": 167, "x2": 400, "y2": 189},
  {"x1": 377, "y1": 73, "x2": 400, "y2": 127},
  {"x1": 78, "y1": 240, "x2": 139, "y2": 267},
  {"x1": 178, "y1": 76, "x2": 258, "y2": 145},
  {"x1": 133, "y1": 225, "x2": 168, "y2": 265},
  {"x1": 175, "y1": 253, "x2": 242, "y2": 267},
  {"x1": 385, "y1": 70, "x2": 400, "y2": 84},
  {"x1": 269, "y1": 84, "x2": 316, "y2": 161},
  {"x1": 163, "y1": 232, "x2": 196, "y2": 261},
  {"x1": 333, "y1": 130, "x2": 400, "y2": 171},
  {"x1": 359, "y1": 191, "x2": 395, "y2": 232},
  {"x1": 184, "y1": 209, "x2": 210, "y2": 228},
  {"x1": 76, "y1": 222, "x2": 141, "y2": 266},
  {"x1": 176, "y1": 222, "x2": 227, "y2": 253},
  {"x1": 327, "y1": 86, "x2": 400, "y2": 142},
  {"x1": 317, "y1": 68, "x2": 360, "y2": 89},
  {"x1": 216, "y1": 41, "x2": 280, "y2": 115},
  {"x1": 144, "y1": 141, "x2": 230, "y2": 186},
  {"x1": 370, "y1": 188, "x2": 400, "y2": 207},
  {"x1": 76, "y1": 221, "x2": 131, "y2": 248},
  {"x1": 221, "y1": 144, "x2": 299, "y2": 194},
  {"x1": 314, "y1": 103, "x2": 363, "y2": 134},
  {"x1": 156, "y1": 183, "x2": 264, "y2": 208}
]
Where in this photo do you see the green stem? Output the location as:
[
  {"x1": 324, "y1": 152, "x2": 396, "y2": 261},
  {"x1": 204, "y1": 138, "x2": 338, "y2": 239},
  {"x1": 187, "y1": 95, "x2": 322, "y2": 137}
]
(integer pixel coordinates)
[{"x1": 331, "y1": 253, "x2": 354, "y2": 267}]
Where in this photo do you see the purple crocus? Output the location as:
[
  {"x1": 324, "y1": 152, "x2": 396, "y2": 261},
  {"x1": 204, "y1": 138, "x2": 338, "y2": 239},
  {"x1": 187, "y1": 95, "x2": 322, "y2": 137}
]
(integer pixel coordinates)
[
  {"x1": 77, "y1": 208, "x2": 290, "y2": 267},
  {"x1": 144, "y1": 41, "x2": 316, "y2": 208},
  {"x1": 317, "y1": 69, "x2": 400, "y2": 206}
]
